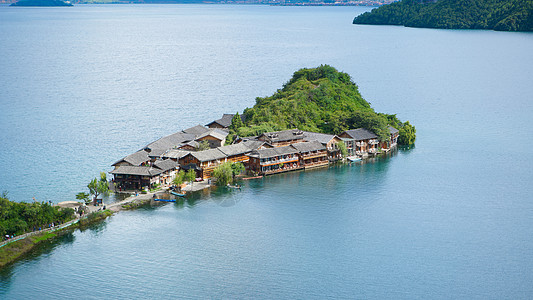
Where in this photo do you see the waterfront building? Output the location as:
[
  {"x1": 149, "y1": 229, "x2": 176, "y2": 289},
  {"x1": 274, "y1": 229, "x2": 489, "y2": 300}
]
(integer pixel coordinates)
[
  {"x1": 257, "y1": 129, "x2": 305, "y2": 147},
  {"x1": 302, "y1": 131, "x2": 343, "y2": 161},
  {"x1": 110, "y1": 159, "x2": 179, "y2": 191},
  {"x1": 247, "y1": 145, "x2": 301, "y2": 175},
  {"x1": 179, "y1": 148, "x2": 227, "y2": 179},
  {"x1": 339, "y1": 128, "x2": 380, "y2": 157},
  {"x1": 291, "y1": 140, "x2": 329, "y2": 169},
  {"x1": 217, "y1": 143, "x2": 253, "y2": 164},
  {"x1": 112, "y1": 150, "x2": 151, "y2": 168}
]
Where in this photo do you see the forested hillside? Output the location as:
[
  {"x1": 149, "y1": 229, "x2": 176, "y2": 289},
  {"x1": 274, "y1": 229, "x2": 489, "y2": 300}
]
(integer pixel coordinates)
[
  {"x1": 353, "y1": 0, "x2": 533, "y2": 32},
  {"x1": 228, "y1": 65, "x2": 415, "y2": 144}
]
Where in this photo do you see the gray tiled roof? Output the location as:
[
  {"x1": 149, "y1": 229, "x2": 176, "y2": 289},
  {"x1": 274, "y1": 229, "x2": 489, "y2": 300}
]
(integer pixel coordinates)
[
  {"x1": 218, "y1": 143, "x2": 252, "y2": 157},
  {"x1": 153, "y1": 159, "x2": 179, "y2": 172},
  {"x1": 241, "y1": 140, "x2": 268, "y2": 150},
  {"x1": 180, "y1": 140, "x2": 199, "y2": 148},
  {"x1": 148, "y1": 148, "x2": 167, "y2": 158},
  {"x1": 206, "y1": 114, "x2": 246, "y2": 128},
  {"x1": 302, "y1": 131, "x2": 337, "y2": 145},
  {"x1": 112, "y1": 150, "x2": 150, "y2": 166},
  {"x1": 341, "y1": 128, "x2": 378, "y2": 141},
  {"x1": 248, "y1": 145, "x2": 299, "y2": 159},
  {"x1": 183, "y1": 125, "x2": 210, "y2": 136},
  {"x1": 196, "y1": 128, "x2": 228, "y2": 141},
  {"x1": 145, "y1": 132, "x2": 195, "y2": 151},
  {"x1": 189, "y1": 148, "x2": 227, "y2": 162},
  {"x1": 258, "y1": 129, "x2": 305, "y2": 143},
  {"x1": 110, "y1": 165, "x2": 162, "y2": 176},
  {"x1": 162, "y1": 149, "x2": 190, "y2": 159},
  {"x1": 388, "y1": 126, "x2": 399, "y2": 134},
  {"x1": 290, "y1": 140, "x2": 326, "y2": 153},
  {"x1": 206, "y1": 113, "x2": 234, "y2": 128}
]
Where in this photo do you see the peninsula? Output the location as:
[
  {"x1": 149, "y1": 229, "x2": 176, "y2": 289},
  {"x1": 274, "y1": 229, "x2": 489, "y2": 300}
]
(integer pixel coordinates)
[
  {"x1": 353, "y1": 0, "x2": 533, "y2": 32},
  {"x1": 109, "y1": 65, "x2": 416, "y2": 190}
]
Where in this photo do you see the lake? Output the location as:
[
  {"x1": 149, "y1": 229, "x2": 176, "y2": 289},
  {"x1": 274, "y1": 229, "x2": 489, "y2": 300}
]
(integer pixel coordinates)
[{"x1": 1, "y1": 4, "x2": 533, "y2": 299}]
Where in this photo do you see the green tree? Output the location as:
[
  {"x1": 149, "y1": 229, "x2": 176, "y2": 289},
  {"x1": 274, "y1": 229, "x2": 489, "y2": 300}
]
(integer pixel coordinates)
[
  {"x1": 229, "y1": 112, "x2": 244, "y2": 131},
  {"x1": 87, "y1": 172, "x2": 111, "y2": 203},
  {"x1": 337, "y1": 141, "x2": 348, "y2": 158},
  {"x1": 195, "y1": 140, "x2": 210, "y2": 151},
  {"x1": 398, "y1": 121, "x2": 416, "y2": 145},
  {"x1": 185, "y1": 169, "x2": 196, "y2": 186},
  {"x1": 230, "y1": 162, "x2": 245, "y2": 178},
  {"x1": 75, "y1": 192, "x2": 91, "y2": 205},
  {"x1": 173, "y1": 170, "x2": 185, "y2": 187},
  {"x1": 212, "y1": 162, "x2": 233, "y2": 186}
]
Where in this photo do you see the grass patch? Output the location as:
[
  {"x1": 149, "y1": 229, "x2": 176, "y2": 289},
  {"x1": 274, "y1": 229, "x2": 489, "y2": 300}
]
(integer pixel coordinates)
[
  {"x1": 0, "y1": 231, "x2": 60, "y2": 268},
  {"x1": 32, "y1": 232, "x2": 57, "y2": 243}
]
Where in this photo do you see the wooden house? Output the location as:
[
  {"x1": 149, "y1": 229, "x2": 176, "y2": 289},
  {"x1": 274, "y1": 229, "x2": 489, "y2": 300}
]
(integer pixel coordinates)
[
  {"x1": 110, "y1": 159, "x2": 178, "y2": 191},
  {"x1": 195, "y1": 129, "x2": 228, "y2": 148},
  {"x1": 217, "y1": 143, "x2": 253, "y2": 164},
  {"x1": 257, "y1": 129, "x2": 305, "y2": 147},
  {"x1": 182, "y1": 124, "x2": 211, "y2": 136},
  {"x1": 247, "y1": 145, "x2": 301, "y2": 175},
  {"x1": 206, "y1": 114, "x2": 235, "y2": 129},
  {"x1": 291, "y1": 140, "x2": 329, "y2": 169},
  {"x1": 339, "y1": 128, "x2": 380, "y2": 157},
  {"x1": 302, "y1": 131, "x2": 343, "y2": 162},
  {"x1": 112, "y1": 150, "x2": 150, "y2": 168},
  {"x1": 161, "y1": 149, "x2": 190, "y2": 162},
  {"x1": 178, "y1": 140, "x2": 199, "y2": 151},
  {"x1": 383, "y1": 126, "x2": 399, "y2": 149},
  {"x1": 179, "y1": 148, "x2": 227, "y2": 179}
]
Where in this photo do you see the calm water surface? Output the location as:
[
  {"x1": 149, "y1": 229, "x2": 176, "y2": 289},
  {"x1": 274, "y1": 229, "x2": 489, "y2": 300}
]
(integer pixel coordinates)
[{"x1": 1, "y1": 4, "x2": 533, "y2": 299}]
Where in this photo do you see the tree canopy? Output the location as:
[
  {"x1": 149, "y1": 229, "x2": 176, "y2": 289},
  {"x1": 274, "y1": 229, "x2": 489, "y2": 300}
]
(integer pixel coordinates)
[
  {"x1": 226, "y1": 65, "x2": 414, "y2": 144},
  {"x1": 353, "y1": 0, "x2": 533, "y2": 32},
  {"x1": 0, "y1": 192, "x2": 74, "y2": 237}
]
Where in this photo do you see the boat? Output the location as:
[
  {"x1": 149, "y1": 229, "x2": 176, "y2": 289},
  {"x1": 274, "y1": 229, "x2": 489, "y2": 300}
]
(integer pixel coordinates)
[
  {"x1": 154, "y1": 199, "x2": 176, "y2": 202},
  {"x1": 227, "y1": 184, "x2": 241, "y2": 190},
  {"x1": 170, "y1": 191, "x2": 186, "y2": 197},
  {"x1": 347, "y1": 156, "x2": 361, "y2": 162},
  {"x1": 242, "y1": 176, "x2": 263, "y2": 180}
]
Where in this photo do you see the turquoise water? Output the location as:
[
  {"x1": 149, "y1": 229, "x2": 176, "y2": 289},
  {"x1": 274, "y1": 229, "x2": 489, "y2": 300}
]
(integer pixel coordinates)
[{"x1": 1, "y1": 4, "x2": 533, "y2": 299}]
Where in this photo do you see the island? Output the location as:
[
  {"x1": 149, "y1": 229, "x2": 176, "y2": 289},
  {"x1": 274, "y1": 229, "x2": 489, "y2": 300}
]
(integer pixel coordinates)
[
  {"x1": 10, "y1": 0, "x2": 73, "y2": 6},
  {"x1": 353, "y1": 0, "x2": 533, "y2": 32}
]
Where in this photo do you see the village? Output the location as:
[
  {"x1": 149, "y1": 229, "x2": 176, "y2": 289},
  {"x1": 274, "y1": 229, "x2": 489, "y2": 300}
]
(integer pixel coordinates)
[{"x1": 110, "y1": 113, "x2": 400, "y2": 192}]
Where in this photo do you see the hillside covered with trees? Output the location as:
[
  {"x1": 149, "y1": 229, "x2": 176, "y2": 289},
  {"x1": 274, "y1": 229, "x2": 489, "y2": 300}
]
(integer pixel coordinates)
[
  {"x1": 353, "y1": 0, "x2": 533, "y2": 32},
  {"x1": 228, "y1": 65, "x2": 415, "y2": 144}
]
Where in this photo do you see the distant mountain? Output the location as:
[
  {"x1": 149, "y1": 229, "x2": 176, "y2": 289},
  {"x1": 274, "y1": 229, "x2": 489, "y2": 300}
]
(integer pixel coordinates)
[
  {"x1": 10, "y1": 0, "x2": 72, "y2": 5},
  {"x1": 353, "y1": 0, "x2": 533, "y2": 32}
]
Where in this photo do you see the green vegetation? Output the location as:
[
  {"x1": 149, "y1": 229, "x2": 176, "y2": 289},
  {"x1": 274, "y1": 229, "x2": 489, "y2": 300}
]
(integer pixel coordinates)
[
  {"x1": 0, "y1": 231, "x2": 57, "y2": 268},
  {"x1": 173, "y1": 170, "x2": 186, "y2": 186},
  {"x1": 0, "y1": 192, "x2": 74, "y2": 237},
  {"x1": 185, "y1": 169, "x2": 196, "y2": 186},
  {"x1": 212, "y1": 162, "x2": 245, "y2": 186},
  {"x1": 353, "y1": 0, "x2": 533, "y2": 32},
  {"x1": 337, "y1": 140, "x2": 349, "y2": 158},
  {"x1": 398, "y1": 121, "x2": 417, "y2": 145},
  {"x1": 75, "y1": 192, "x2": 91, "y2": 205},
  {"x1": 195, "y1": 140, "x2": 210, "y2": 151},
  {"x1": 87, "y1": 172, "x2": 111, "y2": 203},
  {"x1": 227, "y1": 65, "x2": 414, "y2": 144}
]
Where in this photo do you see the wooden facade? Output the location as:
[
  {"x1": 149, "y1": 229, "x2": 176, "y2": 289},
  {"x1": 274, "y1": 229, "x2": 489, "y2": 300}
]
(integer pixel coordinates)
[{"x1": 248, "y1": 146, "x2": 302, "y2": 175}]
